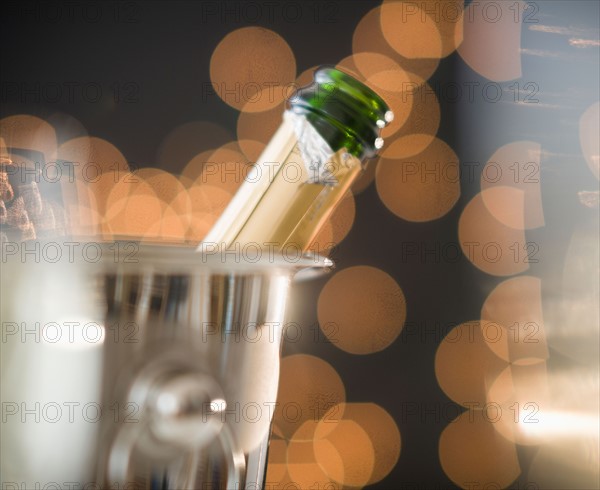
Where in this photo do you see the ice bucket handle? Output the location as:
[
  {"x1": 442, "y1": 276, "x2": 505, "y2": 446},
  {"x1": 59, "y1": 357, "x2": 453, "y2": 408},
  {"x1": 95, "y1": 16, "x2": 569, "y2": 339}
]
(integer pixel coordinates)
[{"x1": 103, "y1": 364, "x2": 246, "y2": 488}]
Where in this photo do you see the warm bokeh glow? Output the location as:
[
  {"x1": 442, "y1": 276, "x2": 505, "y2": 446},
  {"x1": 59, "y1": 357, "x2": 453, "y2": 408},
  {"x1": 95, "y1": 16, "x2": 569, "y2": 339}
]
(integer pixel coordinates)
[
  {"x1": 480, "y1": 141, "x2": 544, "y2": 229},
  {"x1": 138, "y1": 168, "x2": 192, "y2": 223},
  {"x1": 286, "y1": 438, "x2": 341, "y2": 489},
  {"x1": 481, "y1": 276, "x2": 549, "y2": 363},
  {"x1": 458, "y1": 191, "x2": 530, "y2": 276},
  {"x1": 379, "y1": 76, "x2": 441, "y2": 159},
  {"x1": 188, "y1": 143, "x2": 252, "y2": 197},
  {"x1": 435, "y1": 321, "x2": 508, "y2": 406},
  {"x1": 317, "y1": 266, "x2": 406, "y2": 354},
  {"x1": 337, "y1": 52, "x2": 403, "y2": 85},
  {"x1": 273, "y1": 354, "x2": 346, "y2": 440},
  {"x1": 439, "y1": 410, "x2": 521, "y2": 489},
  {"x1": 181, "y1": 176, "x2": 221, "y2": 242},
  {"x1": 382, "y1": 0, "x2": 464, "y2": 57},
  {"x1": 352, "y1": 7, "x2": 440, "y2": 81},
  {"x1": 265, "y1": 439, "x2": 288, "y2": 485},
  {"x1": 485, "y1": 362, "x2": 550, "y2": 446},
  {"x1": 210, "y1": 27, "x2": 296, "y2": 112},
  {"x1": 313, "y1": 419, "x2": 375, "y2": 487},
  {"x1": 376, "y1": 137, "x2": 460, "y2": 222},
  {"x1": 0, "y1": 115, "x2": 57, "y2": 162},
  {"x1": 144, "y1": 204, "x2": 187, "y2": 243},
  {"x1": 318, "y1": 403, "x2": 401, "y2": 485},
  {"x1": 458, "y1": 0, "x2": 524, "y2": 81},
  {"x1": 55, "y1": 137, "x2": 129, "y2": 224},
  {"x1": 380, "y1": 1, "x2": 443, "y2": 59},
  {"x1": 104, "y1": 193, "x2": 163, "y2": 239}
]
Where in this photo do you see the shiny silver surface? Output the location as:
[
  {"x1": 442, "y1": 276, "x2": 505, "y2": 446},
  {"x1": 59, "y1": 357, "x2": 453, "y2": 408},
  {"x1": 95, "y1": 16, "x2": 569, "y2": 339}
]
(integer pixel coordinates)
[{"x1": 95, "y1": 243, "x2": 331, "y2": 489}]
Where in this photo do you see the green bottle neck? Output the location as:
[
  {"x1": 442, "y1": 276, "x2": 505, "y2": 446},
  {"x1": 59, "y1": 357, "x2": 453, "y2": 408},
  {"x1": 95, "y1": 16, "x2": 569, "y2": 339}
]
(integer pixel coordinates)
[{"x1": 288, "y1": 67, "x2": 393, "y2": 160}]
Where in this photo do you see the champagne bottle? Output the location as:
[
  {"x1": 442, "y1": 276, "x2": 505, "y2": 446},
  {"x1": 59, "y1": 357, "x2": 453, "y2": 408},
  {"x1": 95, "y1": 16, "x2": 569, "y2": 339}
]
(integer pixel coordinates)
[{"x1": 200, "y1": 67, "x2": 393, "y2": 253}]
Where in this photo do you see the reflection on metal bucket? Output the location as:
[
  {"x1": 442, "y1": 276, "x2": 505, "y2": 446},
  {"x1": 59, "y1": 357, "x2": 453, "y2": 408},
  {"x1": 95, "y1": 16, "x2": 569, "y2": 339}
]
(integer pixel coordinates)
[{"x1": 1, "y1": 241, "x2": 331, "y2": 489}]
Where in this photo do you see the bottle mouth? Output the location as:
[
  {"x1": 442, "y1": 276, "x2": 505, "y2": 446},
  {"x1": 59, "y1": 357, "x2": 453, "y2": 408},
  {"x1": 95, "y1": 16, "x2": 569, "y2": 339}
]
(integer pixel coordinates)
[{"x1": 288, "y1": 66, "x2": 394, "y2": 158}]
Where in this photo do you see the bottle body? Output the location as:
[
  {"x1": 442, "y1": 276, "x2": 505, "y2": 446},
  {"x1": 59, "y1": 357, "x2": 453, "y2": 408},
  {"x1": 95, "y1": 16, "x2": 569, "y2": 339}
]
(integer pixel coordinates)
[
  {"x1": 203, "y1": 113, "x2": 363, "y2": 252},
  {"x1": 201, "y1": 67, "x2": 392, "y2": 253}
]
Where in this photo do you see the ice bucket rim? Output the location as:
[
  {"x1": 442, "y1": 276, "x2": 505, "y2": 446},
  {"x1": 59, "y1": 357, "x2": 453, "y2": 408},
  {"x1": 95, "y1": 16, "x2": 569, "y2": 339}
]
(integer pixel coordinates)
[{"x1": 1, "y1": 239, "x2": 333, "y2": 277}]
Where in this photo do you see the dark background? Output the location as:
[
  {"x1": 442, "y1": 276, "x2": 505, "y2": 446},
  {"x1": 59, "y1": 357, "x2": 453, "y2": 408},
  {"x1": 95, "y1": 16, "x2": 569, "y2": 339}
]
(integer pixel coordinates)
[{"x1": 2, "y1": 1, "x2": 598, "y2": 489}]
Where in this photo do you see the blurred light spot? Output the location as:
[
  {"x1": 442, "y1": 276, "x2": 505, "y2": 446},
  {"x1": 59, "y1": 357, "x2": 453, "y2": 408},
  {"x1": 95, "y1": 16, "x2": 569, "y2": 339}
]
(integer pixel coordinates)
[
  {"x1": 287, "y1": 439, "x2": 341, "y2": 489},
  {"x1": 314, "y1": 419, "x2": 374, "y2": 487},
  {"x1": 56, "y1": 137, "x2": 129, "y2": 219},
  {"x1": 383, "y1": 0, "x2": 464, "y2": 56},
  {"x1": 190, "y1": 144, "x2": 252, "y2": 196},
  {"x1": 237, "y1": 140, "x2": 265, "y2": 164},
  {"x1": 104, "y1": 172, "x2": 153, "y2": 222},
  {"x1": 486, "y1": 363, "x2": 550, "y2": 446},
  {"x1": 380, "y1": 1, "x2": 444, "y2": 59},
  {"x1": 182, "y1": 177, "x2": 219, "y2": 242},
  {"x1": 56, "y1": 136, "x2": 129, "y2": 175},
  {"x1": 265, "y1": 439, "x2": 288, "y2": 486},
  {"x1": 479, "y1": 186, "x2": 526, "y2": 230},
  {"x1": 352, "y1": 6, "x2": 440, "y2": 81},
  {"x1": 318, "y1": 403, "x2": 401, "y2": 485},
  {"x1": 481, "y1": 141, "x2": 544, "y2": 229},
  {"x1": 195, "y1": 185, "x2": 233, "y2": 221},
  {"x1": 157, "y1": 121, "x2": 232, "y2": 175},
  {"x1": 525, "y1": 368, "x2": 599, "y2": 484},
  {"x1": 337, "y1": 52, "x2": 403, "y2": 86},
  {"x1": 142, "y1": 204, "x2": 187, "y2": 243},
  {"x1": 376, "y1": 137, "x2": 460, "y2": 222},
  {"x1": 379, "y1": 76, "x2": 441, "y2": 159},
  {"x1": 181, "y1": 148, "x2": 214, "y2": 183},
  {"x1": 210, "y1": 27, "x2": 296, "y2": 112},
  {"x1": 458, "y1": 191, "x2": 529, "y2": 276},
  {"x1": 317, "y1": 266, "x2": 406, "y2": 354},
  {"x1": 481, "y1": 276, "x2": 548, "y2": 363},
  {"x1": 435, "y1": 321, "x2": 508, "y2": 406},
  {"x1": 521, "y1": 411, "x2": 599, "y2": 439},
  {"x1": 439, "y1": 410, "x2": 521, "y2": 489},
  {"x1": 458, "y1": 0, "x2": 524, "y2": 81},
  {"x1": 0, "y1": 114, "x2": 57, "y2": 162},
  {"x1": 137, "y1": 168, "x2": 192, "y2": 227},
  {"x1": 273, "y1": 354, "x2": 346, "y2": 440},
  {"x1": 104, "y1": 193, "x2": 163, "y2": 239},
  {"x1": 579, "y1": 101, "x2": 600, "y2": 179}
]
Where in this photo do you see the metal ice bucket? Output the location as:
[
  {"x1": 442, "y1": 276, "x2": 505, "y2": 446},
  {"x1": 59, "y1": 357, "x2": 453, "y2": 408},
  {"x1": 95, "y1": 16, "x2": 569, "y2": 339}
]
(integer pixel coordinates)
[{"x1": 0, "y1": 241, "x2": 330, "y2": 489}]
